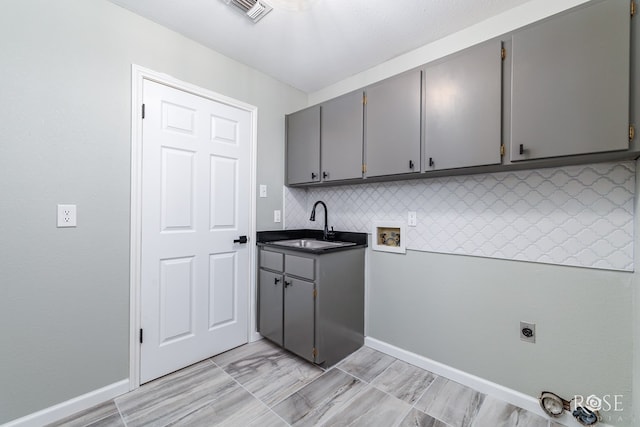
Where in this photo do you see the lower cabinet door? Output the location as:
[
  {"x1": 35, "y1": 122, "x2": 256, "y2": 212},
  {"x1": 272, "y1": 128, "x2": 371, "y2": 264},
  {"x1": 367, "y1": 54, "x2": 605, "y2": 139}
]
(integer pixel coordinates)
[
  {"x1": 258, "y1": 269, "x2": 283, "y2": 346},
  {"x1": 284, "y1": 277, "x2": 315, "y2": 363}
]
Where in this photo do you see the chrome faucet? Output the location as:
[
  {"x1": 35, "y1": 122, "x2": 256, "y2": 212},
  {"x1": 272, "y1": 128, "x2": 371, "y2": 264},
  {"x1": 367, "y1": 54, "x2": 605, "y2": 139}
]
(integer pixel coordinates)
[{"x1": 310, "y1": 200, "x2": 332, "y2": 240}]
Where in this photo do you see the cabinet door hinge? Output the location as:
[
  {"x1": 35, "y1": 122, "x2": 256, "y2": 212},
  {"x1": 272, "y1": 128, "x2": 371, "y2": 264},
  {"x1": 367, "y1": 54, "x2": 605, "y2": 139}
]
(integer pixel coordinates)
[
  {"x1": 362, "y1": 164, "x2": 367, "y2": 173},
  {"x1": 500, "y1": 145, "x2": 505, "y2": 156},
  {"x1": 139, "y1": 328, "x2": 144, "y2": 344},
  {"x1": 630, "y1": 125, "x2": 636, "y2": 141},
  {"x1": 632, "y1": 0, "x2": 636, "y2": 17},
  {"x1": 141, "y1": 104, "x2": 146, "y2": 119},
  {"x1": 501, "y1": 47, "x2": 506, "y2": 60},
  {"x1": 312, "y1": 348, "x2": 318, "y2": 357},
  {"x1": 313, "y1": 288, "x2": 317, "y2": 298}
]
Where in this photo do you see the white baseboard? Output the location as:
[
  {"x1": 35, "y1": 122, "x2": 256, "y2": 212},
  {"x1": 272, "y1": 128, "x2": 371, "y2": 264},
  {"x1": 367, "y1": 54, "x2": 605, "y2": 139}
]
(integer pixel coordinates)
[
  {"x1": 3, "y1": 379, "x2": 129, "y2": 427},
  {"x1": 365, "y1": 337, "x2": 615, "y2": 427}
]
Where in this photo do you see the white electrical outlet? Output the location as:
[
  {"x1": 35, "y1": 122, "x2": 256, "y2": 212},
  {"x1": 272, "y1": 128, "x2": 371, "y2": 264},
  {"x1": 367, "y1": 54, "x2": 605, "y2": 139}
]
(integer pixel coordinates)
[
  {"x1": 57, "y1": 204, "x2": 77, "y2": 227},
  {"x1": 407, "y1": 211, "x2": 417, "y2": 227},
  {"x1": 274, "y1": 210, "x2": 281, "y2": 223},
  {"x1": 259, "y1": 185, "x2": 268, "y2": 198}
]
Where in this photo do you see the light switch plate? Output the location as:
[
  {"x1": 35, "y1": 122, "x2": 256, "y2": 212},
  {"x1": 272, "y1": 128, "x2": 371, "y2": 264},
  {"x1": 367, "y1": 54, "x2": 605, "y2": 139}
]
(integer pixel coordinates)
[
  {"x1": 274, "y1": 210, "x2": 281, "y2": 223},
  {"x1": 259, "y1": 185, "x2": 268, "y2": 198},
  {"x1": 57, "y1": 204, "x2": 77, "y2": 227}
]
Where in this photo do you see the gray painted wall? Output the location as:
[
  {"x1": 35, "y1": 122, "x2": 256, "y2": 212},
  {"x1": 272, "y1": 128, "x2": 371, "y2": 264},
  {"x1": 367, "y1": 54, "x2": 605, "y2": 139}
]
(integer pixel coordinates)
[
  {"x1": 0, "y1": 0, "x2": 304, "y2": 422},
  {"x1": 368, "y1": 249, "x2": 634, "y2": 423}
]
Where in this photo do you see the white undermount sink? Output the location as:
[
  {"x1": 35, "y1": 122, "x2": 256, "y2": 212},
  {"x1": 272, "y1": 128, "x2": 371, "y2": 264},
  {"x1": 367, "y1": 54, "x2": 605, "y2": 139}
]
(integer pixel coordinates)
[{"x1": 269, "y1": 239, "x2": 357, "y2": 250}]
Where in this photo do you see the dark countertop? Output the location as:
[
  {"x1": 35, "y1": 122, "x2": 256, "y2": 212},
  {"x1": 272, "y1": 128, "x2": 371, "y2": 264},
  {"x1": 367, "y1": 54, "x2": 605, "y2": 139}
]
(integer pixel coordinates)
[{"x1": 256, "y1": 229, "x2": 368, "y2": 254}]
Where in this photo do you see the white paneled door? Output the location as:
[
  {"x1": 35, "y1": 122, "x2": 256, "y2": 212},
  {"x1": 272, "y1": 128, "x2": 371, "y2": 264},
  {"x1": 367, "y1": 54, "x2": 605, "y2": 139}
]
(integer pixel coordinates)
[{"x1": 140, "y1": 79, "x2": 251, "y2": 383}]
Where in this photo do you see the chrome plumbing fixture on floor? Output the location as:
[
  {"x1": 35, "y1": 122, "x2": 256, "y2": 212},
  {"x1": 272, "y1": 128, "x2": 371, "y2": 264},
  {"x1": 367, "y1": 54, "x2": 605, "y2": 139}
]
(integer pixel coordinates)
[{"x1": 539, "y1": 391, "x2": 601, "y2": 425}]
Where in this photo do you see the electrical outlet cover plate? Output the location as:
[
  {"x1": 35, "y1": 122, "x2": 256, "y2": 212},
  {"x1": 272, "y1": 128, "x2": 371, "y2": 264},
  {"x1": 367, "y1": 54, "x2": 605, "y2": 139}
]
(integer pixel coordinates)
[
  {"x1": 407, "y1": 211, "x2": 417, "y2": 227},
  {"x1": 57, "y1": 204, "x2": 77, "y2": 227},
  {"x1": 520, "y1": 321, "x2": 536, "y2": 343}
]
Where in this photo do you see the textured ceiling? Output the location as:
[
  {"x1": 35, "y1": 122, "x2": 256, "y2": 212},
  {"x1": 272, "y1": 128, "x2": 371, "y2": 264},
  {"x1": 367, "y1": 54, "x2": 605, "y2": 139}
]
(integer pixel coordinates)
[{"x1": 108, "y1": 0, "x2": 535, "y2": 93}]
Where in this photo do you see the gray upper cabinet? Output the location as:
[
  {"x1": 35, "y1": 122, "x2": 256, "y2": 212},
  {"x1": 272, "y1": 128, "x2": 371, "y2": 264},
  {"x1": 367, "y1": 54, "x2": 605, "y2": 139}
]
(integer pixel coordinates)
[
  {"x1": 284, "y1": 0, "x2": 637, "y2": 187},
  {"x1": 321, "y1": 91, "x2": 364, "y2": 181},
  {"x1": 424, "y1": 40, "x2": 503, "y2": 171},
  {"x1": 510, "y1": 0, "x2": 630, "y2": 162},
  {"x1": 286, "y1": 105, "x2": 320, "y2": 185},
  {"x1": 365, "y1": 70, "x2": 421, "y2": 177}
]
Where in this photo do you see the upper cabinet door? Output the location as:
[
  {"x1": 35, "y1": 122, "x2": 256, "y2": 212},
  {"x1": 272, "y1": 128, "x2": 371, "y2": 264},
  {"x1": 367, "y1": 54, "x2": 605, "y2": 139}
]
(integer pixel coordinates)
[
  {"x1": 510, "y1": 0, "x2": 630, "y2": 162},
  {"x1": 286, "y1": 105, "x2": 320, "y2": 185},
  {"x1": 424, "y1": 40, "x2": 502, "y2": 171},
  {"x1": 365, "y1": 70, "x2": 421, "y2": 177},
  {"x1": 321, "y1": 91, "x2": 364, "y2": 182}
]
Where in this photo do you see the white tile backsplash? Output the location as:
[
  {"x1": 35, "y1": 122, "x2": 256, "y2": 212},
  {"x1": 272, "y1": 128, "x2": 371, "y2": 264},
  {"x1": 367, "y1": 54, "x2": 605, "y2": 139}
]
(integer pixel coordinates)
[
  {"x1": 284, "y1": 161, "x2": 635, "y2": 271},
  {"x1": 283, "y1": 183, "x2": 309, "y2": 229}
]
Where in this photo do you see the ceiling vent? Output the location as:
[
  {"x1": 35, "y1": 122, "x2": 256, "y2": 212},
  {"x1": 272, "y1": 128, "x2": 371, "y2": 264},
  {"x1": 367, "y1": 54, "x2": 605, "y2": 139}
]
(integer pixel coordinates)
[{"x1": 223, "y1": 0, "x2": 273, "y2": 23}]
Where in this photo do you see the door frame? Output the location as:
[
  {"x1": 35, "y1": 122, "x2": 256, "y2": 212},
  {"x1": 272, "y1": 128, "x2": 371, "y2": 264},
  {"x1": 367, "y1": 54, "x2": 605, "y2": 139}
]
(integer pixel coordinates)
[{"x1": 128, "y1": 65, "x2": 259, "y2": 390}]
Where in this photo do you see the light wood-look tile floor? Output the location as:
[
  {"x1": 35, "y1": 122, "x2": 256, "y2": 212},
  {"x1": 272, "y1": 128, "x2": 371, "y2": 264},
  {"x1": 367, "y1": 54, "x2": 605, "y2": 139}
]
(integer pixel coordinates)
[{"x1": 48, "y1": 340, "x2": 555, "y2": 427}]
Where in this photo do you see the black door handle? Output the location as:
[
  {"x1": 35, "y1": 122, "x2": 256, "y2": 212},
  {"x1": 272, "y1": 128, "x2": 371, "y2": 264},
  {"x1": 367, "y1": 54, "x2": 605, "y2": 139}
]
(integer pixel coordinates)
[
  {"x1": 519, "y1": 144, "x2": 524, "y2": 155},
  {"x1": 311, "y1": 172, "x2": 317, "y2": 180},
  {"x1": 233, "y1": 235, "x2": 248, "y2": 244},
  {"x1": 409, "y1": 160, "x2": 414, "y2": 170},
  {"x1": 274, "y1": 277, "x2": 281, "y2": 285},
  {"x1": 322, "y1": 171, "x2": 329, "y2": 179},
  {"x1": 429, "y1": 157, "x2": 434, "y2": 167},
  {"x1": 284, "y1": 280, "x2": 292, "y2": 288}
]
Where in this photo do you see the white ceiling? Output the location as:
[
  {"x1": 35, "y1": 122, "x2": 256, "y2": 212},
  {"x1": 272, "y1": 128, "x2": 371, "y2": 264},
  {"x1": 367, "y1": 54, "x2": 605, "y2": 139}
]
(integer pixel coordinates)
[{"x1": 108, "y1": 0, "x2": 534, "y2": 93}]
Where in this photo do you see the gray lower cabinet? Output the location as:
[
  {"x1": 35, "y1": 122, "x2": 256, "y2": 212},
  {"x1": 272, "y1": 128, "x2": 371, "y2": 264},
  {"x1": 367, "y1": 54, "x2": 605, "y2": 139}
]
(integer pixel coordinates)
[
  {"x1": 510, "y1": 0, "x2": 630, "y2": 161},
  {"x1": 258, "y1": 269, "x2": 283, "y2": 346},
  {"x1": 286, "y1": 105, "x2": 320, "y2": 185},
  {"x1": 321, "y1": 91, "x2": 364, "y2": 181},
  {"x1": 365, "y1": 70, "x2": 421, "y2": 177},
  {"x1": 424, "y1": 39, "x2": 502, "y2": 171},
  {"x1": 257, "y1": 247, "x2": 365, "y2": 366},
  {"x1": 283, "y1": 276, "x2": 315, "y2": 362}
]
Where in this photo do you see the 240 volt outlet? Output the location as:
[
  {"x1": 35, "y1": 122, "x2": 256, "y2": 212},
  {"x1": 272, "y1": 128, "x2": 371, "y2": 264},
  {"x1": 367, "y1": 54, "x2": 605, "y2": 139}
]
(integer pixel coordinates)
[{"x1": 520, "y1": 321, "x2": 536, "y2": 343}]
